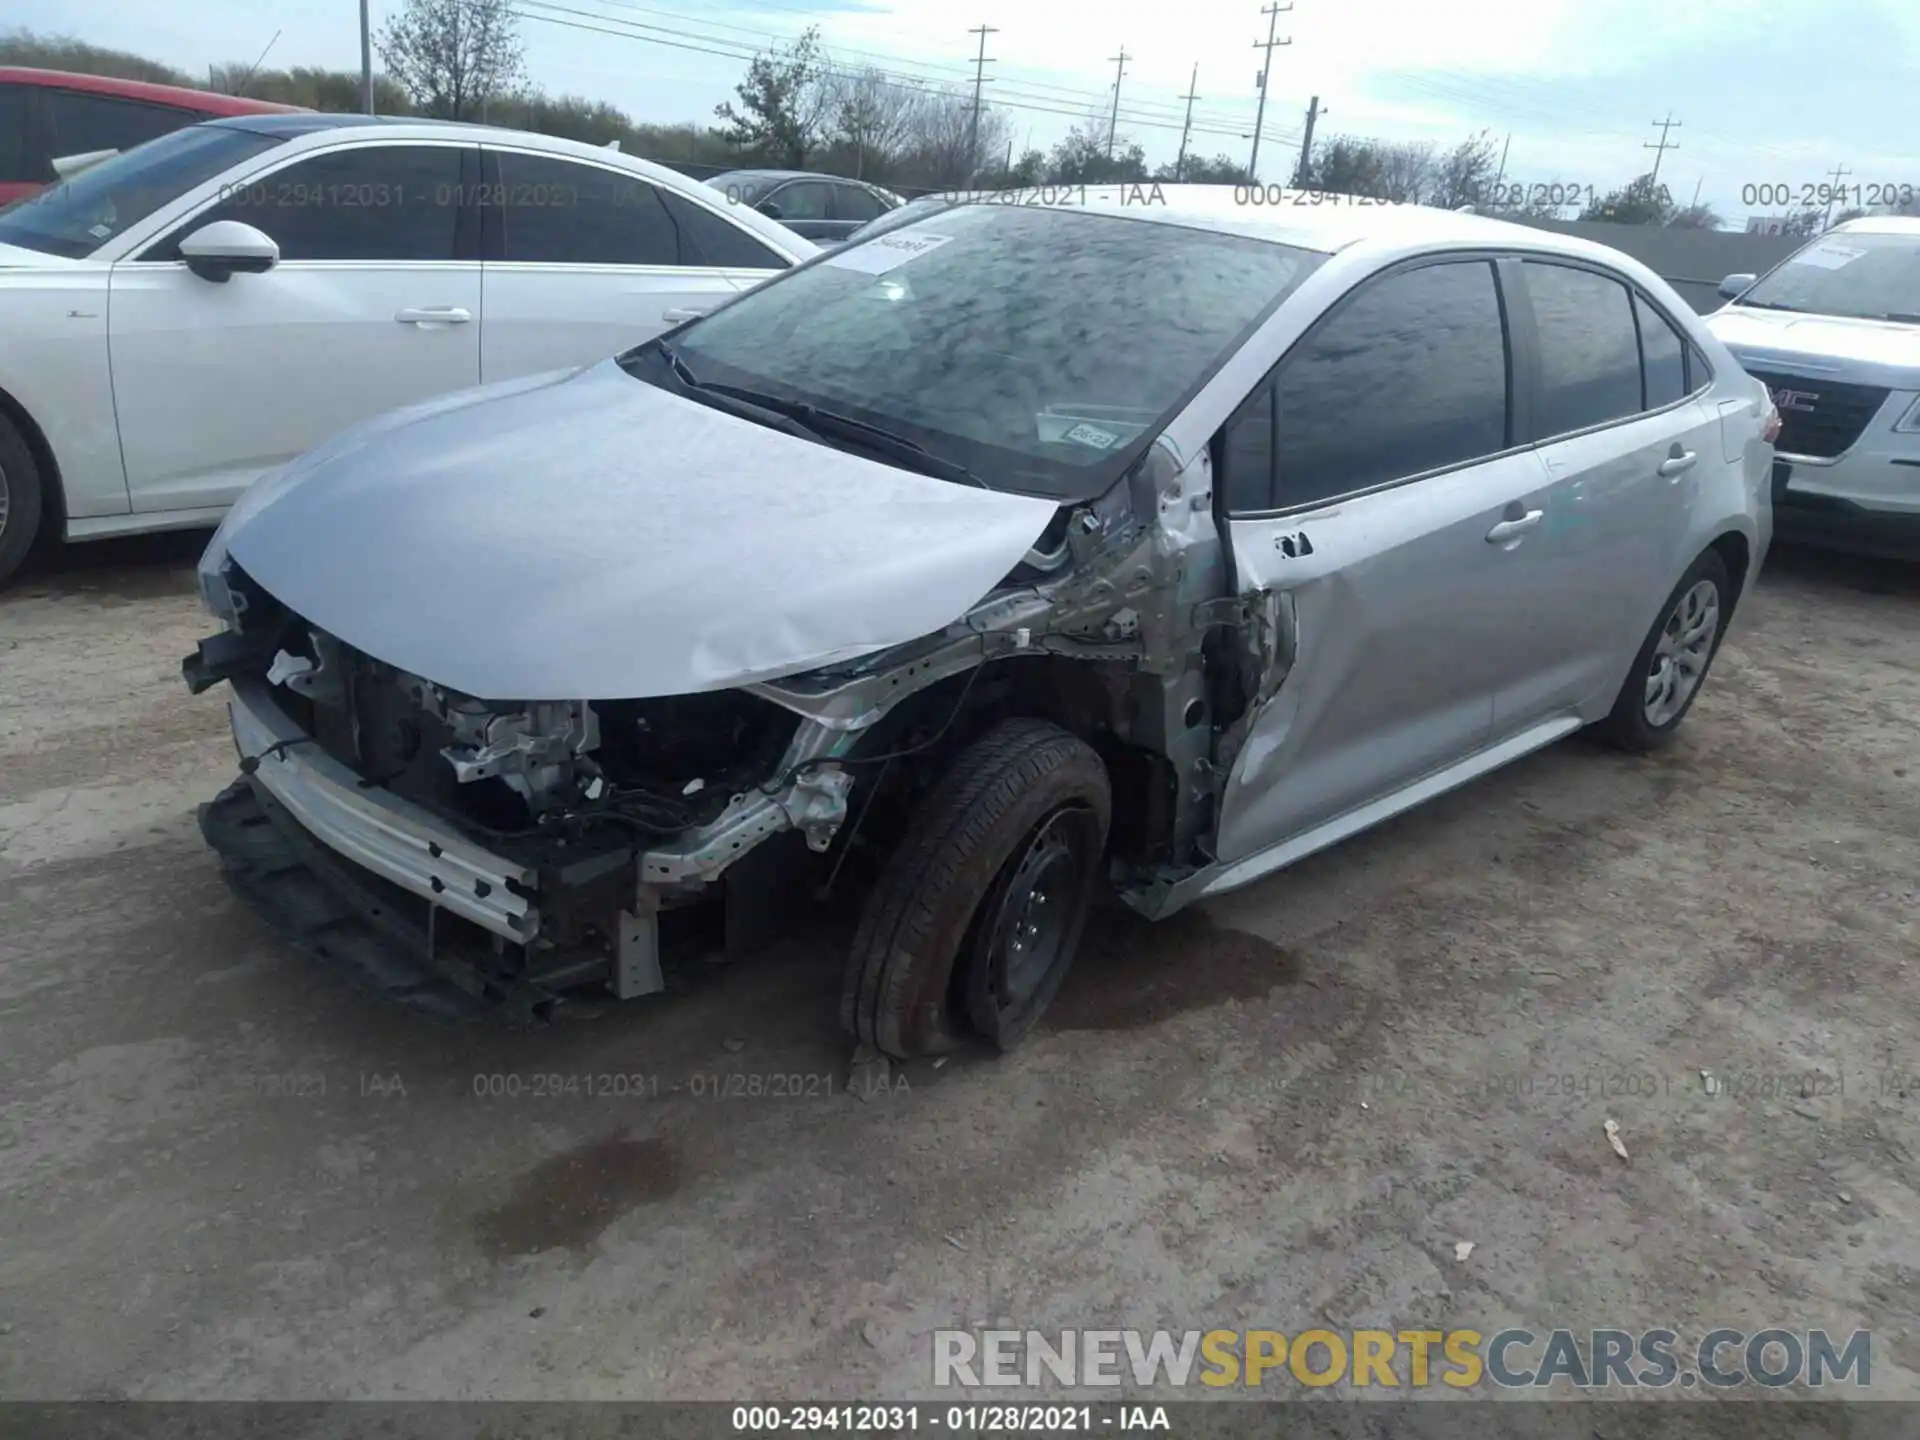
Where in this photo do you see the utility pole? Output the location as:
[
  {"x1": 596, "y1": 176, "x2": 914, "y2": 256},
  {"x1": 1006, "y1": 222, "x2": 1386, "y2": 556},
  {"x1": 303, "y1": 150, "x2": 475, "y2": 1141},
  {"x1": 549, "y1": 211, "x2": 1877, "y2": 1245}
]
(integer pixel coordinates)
[
  {"x1": 1494, "y1": 133, "x2": 1511, "y2": 188},
  {"x1": 1175, "y1": 65, "x2": 1200, "y2": 182},
  {"x1": 1292, "y1": 94, "x2": 1321, "y2": 187},
  {"x1": 359, "y1": 0, "x2": 375, "y2": 114},
  {"x1": 966, "y1": 24, "x2": 998, "y2": 180},
  {"x1": 1249, "y1": 2, "x2": 1293, "y2": 182},
  {"x1": 1644, "y1": 112, "x2": 1681, "y2": 183},
  {"x1": 1823, "y1": 162, "x2": 1853, "y2": 228},
  {"x1": 1105, "y1": 47, "x2": 1130, "y2": 160}
]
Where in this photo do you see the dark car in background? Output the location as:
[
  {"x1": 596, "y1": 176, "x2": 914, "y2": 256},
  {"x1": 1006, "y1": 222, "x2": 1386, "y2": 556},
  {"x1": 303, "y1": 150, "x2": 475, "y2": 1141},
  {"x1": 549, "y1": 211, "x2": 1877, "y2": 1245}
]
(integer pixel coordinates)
[
  {"x1": 705, "y1": 168, "x2": 899, "y2": 242},
  {"x1": 0, "y1": 67, "x2": 301, "y2": 205}
]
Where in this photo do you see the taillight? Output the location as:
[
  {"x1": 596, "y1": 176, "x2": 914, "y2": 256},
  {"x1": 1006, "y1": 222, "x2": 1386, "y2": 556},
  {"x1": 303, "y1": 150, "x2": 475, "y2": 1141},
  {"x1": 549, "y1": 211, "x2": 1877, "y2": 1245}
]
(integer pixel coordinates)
[{"x1": 1762, "y1": 398, "x2": 1783, "y2": 444}]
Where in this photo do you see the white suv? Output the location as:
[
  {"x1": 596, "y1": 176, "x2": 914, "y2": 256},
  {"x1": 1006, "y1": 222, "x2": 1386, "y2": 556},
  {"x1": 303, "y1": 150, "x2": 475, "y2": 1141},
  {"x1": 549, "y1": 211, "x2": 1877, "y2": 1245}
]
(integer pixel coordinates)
[{"x1": 1708, "y1": 216, "x2": 1920, "y2": 560}]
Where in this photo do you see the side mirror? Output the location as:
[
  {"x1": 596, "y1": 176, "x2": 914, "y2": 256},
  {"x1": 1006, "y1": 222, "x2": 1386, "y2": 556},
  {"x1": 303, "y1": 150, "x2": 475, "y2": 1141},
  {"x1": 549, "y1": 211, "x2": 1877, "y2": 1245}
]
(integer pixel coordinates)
[
  {"x1": 179, "y1": 220, "x2": 280, "y2": 284},
  {"x1": 1718, "y1": 272, "x2": 1757, "y2": 300},
  {"x1": 756, "y1": 200, "x2": 784, "y2": 220}
]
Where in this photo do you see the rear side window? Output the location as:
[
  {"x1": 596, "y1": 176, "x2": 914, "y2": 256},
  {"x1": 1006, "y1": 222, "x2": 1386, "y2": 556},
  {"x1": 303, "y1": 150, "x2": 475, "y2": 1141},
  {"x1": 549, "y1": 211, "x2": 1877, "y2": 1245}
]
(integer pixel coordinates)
[
  {"x1": 0, "y1": 84, "x2": 35, "y2": 182},
  {"x1": 494, "y1": 151, "x2": 680, "y2": 266},
  {"x1": 1524, "y1": 260, "x2": 1643, "y2": 436},
  {"x1": 45, "y1": 89, "x2": 193, "y2": 162},
  {"x1": 1636, "y1": 292, "x2": 1690, "y2": 408},
  {"x1": 1231, "y1": 259, "x2": 1509, "y2": 513},
  {"x1": 659, "y1": 191, "x2": 786, "y2": 268},
  {"x1": 766, "y1": 180, "x2": 831, "y2": 221},
  {"x1": 189, "y1": 145, "x2": 464, "y2": 260},
  {"x1": 834, "y1": 184, "x2": 888, "y2": 223}
]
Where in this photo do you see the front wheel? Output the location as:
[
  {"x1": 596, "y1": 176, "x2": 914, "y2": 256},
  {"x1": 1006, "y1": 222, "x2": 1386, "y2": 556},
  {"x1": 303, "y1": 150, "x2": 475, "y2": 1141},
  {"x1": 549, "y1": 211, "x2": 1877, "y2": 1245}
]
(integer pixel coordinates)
[
  {"x1": 841, "y1": 718, "x2": 1111, "y2": 1059},
  {"x1": 1593, "y1": 549, "x2": 1732, "y2": 752}
]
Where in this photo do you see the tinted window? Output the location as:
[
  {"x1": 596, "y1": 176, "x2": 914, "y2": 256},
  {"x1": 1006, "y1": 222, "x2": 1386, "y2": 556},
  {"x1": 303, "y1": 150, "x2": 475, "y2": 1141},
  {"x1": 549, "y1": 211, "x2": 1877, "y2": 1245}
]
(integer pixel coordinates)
[
  {"x1": 3, "y1": 124, "x2": 283, "y2": 259},
  {"x1": 1524, "y1": 261, "x2": 1642, "y2": 436},
  {"x1": 658, "y1": 190, "x2": 785, "y2": 268},
  {"x1": 0, "y1": 84, "x2": 36, "y2": 182},
  {"x1": 189, "y1": 145, "x2": 463, "y2": 260},
  {"x1": 1686, "y1": 343, "x2": 1713, "y2": 393},
  {"x1": 45, "y1": 90, "x2": 193, "y2": 163},
  {"x1": 835, "y1": 184, "x2": 888, "y2": 223},
  {"x1": 1636, "y1": 292, "x2": 1688, "y2": 408},
  {"x1": 646, "y1": 205, "x2": 1323, "y2": 501},
  {"x1": 495, "y1": 151, "x2": 679, "y2": 266},
  {"x1": 766, "y1": 180, "x2": 830, "y2": 221},
  {"x1": 1264, "y1": 260, "x2": 1509, "y2": 511},
  {"x1": 1221, "y1": 387, "x2": 1276, "y2": 513}
]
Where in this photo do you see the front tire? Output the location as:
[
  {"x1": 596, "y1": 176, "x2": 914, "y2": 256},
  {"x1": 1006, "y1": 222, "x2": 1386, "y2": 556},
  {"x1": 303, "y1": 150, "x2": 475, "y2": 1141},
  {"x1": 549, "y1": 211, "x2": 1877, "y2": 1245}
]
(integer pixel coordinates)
[
  {"x1": 842, "y1": 718, "x2": 1110, "y2": 1059},
  {"x1": 1593, "y1": 549, "x2": 1732, "y2": 753},
  {"x1": 0, "y1": 418, "x2": 47, "y2": 588}
]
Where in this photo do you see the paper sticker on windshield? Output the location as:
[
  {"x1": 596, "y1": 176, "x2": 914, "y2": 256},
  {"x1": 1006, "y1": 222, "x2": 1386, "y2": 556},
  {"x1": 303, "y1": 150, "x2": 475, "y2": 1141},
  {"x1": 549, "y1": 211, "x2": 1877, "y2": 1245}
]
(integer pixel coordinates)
[
  {"x1": 1796, "y1": 243, "x2": 1865, "y2": 271},
  {"x1": 88, "y1": 223, "x2": 113, "y2": 239},
  {"x1": 827, "y1": 231, "x2": 954, "y2": 275},
  {"x1": 1061, "y1": 422, "x2": 1121, "y2": 450}
]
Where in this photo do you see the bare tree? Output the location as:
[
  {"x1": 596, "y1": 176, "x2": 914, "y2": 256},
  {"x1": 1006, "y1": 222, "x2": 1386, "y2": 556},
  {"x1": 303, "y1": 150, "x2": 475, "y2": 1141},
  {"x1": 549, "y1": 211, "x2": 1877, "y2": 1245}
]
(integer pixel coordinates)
[
  {"x1": 377, "y1": 0, "x2": 524, "y2": 121},
  {"x1": 1375, "y1": 141, "x2": 1436, "y2": 203},
  {"x1": 1428, "y1": 129, "x2": 1503, "y2": 211},
  {"x1": 1043, "y1": 112, "x2": 1147, "y2": 185},
  {"x1": 826, "y1": 67, "x2": 919, "y2": 179},
  {"x1": 891, "y1": 86, "x2": 1011, "y2": 188},
  {"x1": 714, "y1": 27, "x2": 834, "y2": 169}
]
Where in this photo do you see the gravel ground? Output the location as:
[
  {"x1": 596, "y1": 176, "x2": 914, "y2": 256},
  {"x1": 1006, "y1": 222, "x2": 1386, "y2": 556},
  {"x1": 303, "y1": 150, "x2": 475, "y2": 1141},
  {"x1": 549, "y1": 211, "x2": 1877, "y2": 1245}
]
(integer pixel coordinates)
[{"x1": 0, "y1": 532, "x2": 1915, "y2": 1406}]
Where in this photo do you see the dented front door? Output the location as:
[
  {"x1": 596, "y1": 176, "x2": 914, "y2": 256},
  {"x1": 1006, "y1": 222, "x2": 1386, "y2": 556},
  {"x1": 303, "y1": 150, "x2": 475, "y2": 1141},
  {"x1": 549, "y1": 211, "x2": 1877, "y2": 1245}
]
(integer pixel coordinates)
[{"x1": 1212, "y1": 450, "x2": 1553, "y2": 867}]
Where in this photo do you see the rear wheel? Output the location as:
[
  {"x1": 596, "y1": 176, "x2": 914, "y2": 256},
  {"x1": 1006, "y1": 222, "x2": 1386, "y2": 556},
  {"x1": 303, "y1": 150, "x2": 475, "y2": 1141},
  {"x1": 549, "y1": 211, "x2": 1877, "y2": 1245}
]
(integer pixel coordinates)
[
  {"x1": 1593, "y1": 549, "x2": 1732, "y2": 752},
  {"x1": 0, "y1": 418, "x2": 47, "y2": 588},
  {"x1": 842, "y1": 718, "x2": 1110, "y2": 1059}
]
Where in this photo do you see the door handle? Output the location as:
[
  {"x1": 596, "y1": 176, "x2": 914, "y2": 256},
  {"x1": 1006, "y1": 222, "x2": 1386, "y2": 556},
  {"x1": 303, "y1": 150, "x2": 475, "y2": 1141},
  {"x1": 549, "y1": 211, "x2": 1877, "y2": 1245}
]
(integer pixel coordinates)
[
  {"x1": 394, "y1": 307, "x2": 471, "y2": 325},
  {"x1": 661, "y1": 307, "x2": 709, "y2": 322},
  {"x1": 1658, "y1": 449, "x2": 1698, "y2": 479},
  {"x1": 1486, "y1": 509, "x2": 1544, "y2": 544}
]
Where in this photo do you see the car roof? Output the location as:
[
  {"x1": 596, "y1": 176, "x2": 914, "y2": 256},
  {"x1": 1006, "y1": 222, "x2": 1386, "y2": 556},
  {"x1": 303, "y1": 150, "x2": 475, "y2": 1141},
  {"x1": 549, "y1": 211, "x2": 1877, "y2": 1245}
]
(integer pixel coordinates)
[
  {"x1": 0, "y1": 66, "x2": 304, "y2": 115},
  {"x1": 710, "y1": 168, "x2": 865, "y2": 186},
  {"x1": 1831, "y1": 215, "x2": 1920, "y2": 236},
  {"x1": 960, "y1": 183, "x2": 1661, "y2": 268}
]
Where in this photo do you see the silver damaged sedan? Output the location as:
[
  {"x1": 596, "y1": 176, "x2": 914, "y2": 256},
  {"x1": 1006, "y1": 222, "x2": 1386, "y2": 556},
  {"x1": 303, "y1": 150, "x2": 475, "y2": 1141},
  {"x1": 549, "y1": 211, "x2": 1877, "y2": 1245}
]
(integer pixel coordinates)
[{"x1": 184, "y1": 185, "x2": 1778, "y2": 1056}]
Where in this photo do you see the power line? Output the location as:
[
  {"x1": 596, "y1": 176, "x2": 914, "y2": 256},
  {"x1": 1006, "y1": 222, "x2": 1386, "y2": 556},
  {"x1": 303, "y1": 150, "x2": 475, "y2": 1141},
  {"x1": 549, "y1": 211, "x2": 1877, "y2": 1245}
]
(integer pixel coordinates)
[{"x1": 1249, "y1": 2, "x2": 1293, "y2": 182}]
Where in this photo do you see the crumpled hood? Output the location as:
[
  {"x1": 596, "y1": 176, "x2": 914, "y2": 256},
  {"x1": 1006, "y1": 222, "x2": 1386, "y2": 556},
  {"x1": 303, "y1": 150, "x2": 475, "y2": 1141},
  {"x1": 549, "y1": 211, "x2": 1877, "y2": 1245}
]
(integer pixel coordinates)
[
  {"x1": 1708, "y1": 305, "x2": 1920, "y2": 391},
  {"x1": 216, "y1": 359, "x2": 1060, "y2": 701}
]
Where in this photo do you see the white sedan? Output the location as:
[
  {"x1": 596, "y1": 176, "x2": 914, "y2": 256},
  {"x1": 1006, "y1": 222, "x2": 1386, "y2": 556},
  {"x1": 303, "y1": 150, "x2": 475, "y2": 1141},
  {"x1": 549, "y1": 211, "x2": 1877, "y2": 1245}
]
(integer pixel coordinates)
[{"x1": 0, "y1": 114, "x2": 815, "y2": 583}]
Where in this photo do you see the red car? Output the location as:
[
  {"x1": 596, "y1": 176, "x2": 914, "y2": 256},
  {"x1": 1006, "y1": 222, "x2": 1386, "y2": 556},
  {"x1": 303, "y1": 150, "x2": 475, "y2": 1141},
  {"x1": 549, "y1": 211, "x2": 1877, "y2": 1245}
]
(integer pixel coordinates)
[{"x1": 0, "y1": 67, "x2": 303, "y2": 205}]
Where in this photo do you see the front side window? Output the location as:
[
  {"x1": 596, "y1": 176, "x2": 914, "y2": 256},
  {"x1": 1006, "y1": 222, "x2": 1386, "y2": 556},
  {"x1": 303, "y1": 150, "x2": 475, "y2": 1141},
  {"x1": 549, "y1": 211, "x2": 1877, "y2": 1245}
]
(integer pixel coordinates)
[
  {"x1": 0, "y1": 123, "x2": 283, "y2": 258},
  {"x1": 45, "y1": 90, "x2": 193, "y2": 161},
  {"x1": 179, "y1": 145, "x2": 464, "y2": 261},
  {"x1": 766, "y1": 180, "x2": 831, "y2": 221},
  {"x1": 659, "y1": 190, "x2": 785, "y2": 268},
  {"x1": 1738, "y1": 231, "x2": 1920, "y2": 322},
  {"x1": 635, "y1": 205, "x2": 1323, "y2": 500},
  {"x1": 1257, "y1": 260, "x2": 1510, "y2": 512},
  {"x1": 1524, "y1": 260, "x2": 1643, "y2": 437},
  {"x1": 0, "y1": 84, "x2": 37, "y2": 184},
  {"x1": 493, "y1": 151, "x2": 680, "y2": 266}
]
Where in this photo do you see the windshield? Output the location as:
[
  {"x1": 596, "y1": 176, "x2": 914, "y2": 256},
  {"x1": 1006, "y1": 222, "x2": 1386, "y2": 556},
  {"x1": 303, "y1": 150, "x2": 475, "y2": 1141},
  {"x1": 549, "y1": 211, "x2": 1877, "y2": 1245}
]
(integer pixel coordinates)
[
  {"x1": 626, "y1": 204, "x2": 1323, "y2": 500},
  {"x1": 1738, "y1": 231, "x2": 1920, "y2": 322},
  {"x1": 0, "y1": 124, "x2": 283, "y2": 259}
]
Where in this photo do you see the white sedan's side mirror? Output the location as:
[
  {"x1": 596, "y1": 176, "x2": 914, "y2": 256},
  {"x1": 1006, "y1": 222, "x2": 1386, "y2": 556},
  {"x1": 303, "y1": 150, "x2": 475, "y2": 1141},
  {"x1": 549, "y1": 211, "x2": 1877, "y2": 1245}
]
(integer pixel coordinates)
[
  {"x1": 1718, "y1": 272, "x2": 1757, "y2": 300},
  {"x1": 180, "y1": 220, "x2": 280, "y2": 285},
  {"x1": 50, "y1": 148, "x2": 119, "y2": 180}
]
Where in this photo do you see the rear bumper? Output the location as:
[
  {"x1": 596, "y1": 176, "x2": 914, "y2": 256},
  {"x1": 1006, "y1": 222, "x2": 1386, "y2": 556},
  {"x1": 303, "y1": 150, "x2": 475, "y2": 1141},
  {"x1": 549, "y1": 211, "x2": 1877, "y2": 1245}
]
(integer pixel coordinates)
[{"x1": 1773, "y1": 460, "x2": 1920, "y2": 560}]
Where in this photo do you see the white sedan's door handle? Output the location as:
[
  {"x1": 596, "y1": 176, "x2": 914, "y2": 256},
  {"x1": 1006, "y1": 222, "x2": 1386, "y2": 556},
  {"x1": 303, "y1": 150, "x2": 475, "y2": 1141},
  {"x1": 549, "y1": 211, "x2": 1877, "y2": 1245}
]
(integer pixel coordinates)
[
  {"x1": 1658, "y1": 449, "x2": 1698, "y2": 479},
  {"x1": 661, "y1": 307, "x2": 709, "y2": 322},
  {"x1": 394, "y1": 306, "x2": 472, "y2": 325},
  {"x1": 1486, "y1": 509, "x2": 1545, "y2": 544}
]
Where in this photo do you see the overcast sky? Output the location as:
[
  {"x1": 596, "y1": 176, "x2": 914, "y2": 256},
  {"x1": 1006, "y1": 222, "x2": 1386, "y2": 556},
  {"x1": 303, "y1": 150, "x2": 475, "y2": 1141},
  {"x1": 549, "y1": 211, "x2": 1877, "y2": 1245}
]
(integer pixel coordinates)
[{"x1": 13, "y1": 0, "x2": 1920, "y2": 221}]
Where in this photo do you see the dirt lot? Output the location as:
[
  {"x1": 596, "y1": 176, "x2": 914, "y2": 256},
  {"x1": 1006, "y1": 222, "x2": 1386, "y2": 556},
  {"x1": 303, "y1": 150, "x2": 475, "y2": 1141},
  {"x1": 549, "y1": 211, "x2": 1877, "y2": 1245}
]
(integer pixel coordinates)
[{"x1": 0, "y1": 532, "x2": 1915, "y2": 1405}]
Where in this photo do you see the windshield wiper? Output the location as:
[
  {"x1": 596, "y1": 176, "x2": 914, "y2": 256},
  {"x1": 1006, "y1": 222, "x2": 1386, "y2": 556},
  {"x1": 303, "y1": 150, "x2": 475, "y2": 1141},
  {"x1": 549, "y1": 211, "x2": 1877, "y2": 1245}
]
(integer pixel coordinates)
[
  {"x1": 1737, "y1": 300, "x2": 1804, "y2": 313},
  {"x1": 1883, "y1": 312, "x2": 1920, "y2": 325},
  {"x1": 652, "y1": 341, "x2": 822, "y2": 442},
  {"x1": 656, "y1": 351, "x2": 990, "y2": 490}
]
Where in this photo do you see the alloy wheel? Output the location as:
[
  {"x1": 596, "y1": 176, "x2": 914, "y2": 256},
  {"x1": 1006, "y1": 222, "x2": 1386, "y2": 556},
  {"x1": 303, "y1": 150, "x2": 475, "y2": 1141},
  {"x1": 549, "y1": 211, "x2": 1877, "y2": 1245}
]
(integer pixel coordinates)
[{"x1": 1643, "y1": 578, "x2": 1721, "y2": 728}]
